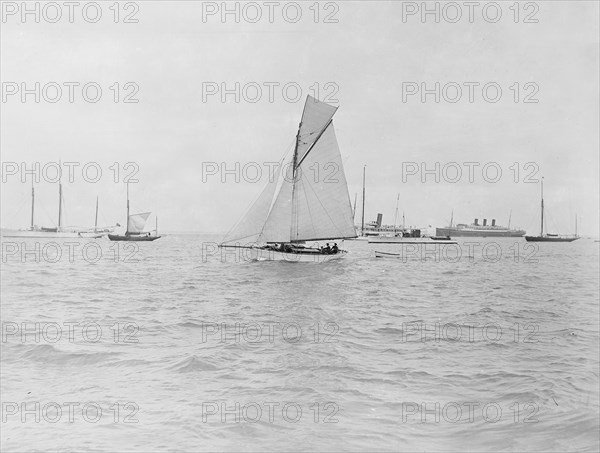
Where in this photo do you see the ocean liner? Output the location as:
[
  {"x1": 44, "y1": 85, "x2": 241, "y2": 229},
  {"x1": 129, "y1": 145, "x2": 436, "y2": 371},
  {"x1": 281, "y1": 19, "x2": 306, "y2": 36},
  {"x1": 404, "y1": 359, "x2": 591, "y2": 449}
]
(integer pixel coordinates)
[{"x1": 436, "y1": 218, "x2": 526, "y2": 238}]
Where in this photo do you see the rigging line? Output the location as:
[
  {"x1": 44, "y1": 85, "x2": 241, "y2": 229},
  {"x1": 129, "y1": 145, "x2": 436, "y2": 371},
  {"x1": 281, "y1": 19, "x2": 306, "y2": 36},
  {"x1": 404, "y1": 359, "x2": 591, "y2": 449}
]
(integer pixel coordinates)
[
  {"x1": 298, "y1": 130, "x2": 317, "y2": 141},
  {"x1": 544, "y1": 209, "x2": 561, "y2": 234},
  {"x1": 5, "y1": 190, "x2": 28, "y2": 224},
  {"x1": 39, "y1": 203, "x2": 57, "y2": 227},
  {"x1": 295, "y1": 120, "x2": 334, "y2": 169},
  {"x1": 297, "y1": 128, "x2": 323, "y2": 148}
]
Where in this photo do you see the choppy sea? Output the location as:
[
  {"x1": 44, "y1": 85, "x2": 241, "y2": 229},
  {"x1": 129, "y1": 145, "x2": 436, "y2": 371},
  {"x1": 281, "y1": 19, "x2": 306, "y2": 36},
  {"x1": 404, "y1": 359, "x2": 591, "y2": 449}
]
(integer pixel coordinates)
[{"x1": 1, "y1": 234, "x2": 599, "y2": 452}]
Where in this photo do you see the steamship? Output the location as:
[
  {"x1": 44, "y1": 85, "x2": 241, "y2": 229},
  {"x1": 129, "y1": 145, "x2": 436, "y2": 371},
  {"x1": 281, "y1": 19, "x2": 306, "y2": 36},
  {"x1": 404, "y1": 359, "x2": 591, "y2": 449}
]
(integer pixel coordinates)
[
  {"x1": 359, "y1": 213, "x2": 398, "y2": 236},
  {"x1": 356, "y1": 213, "x2": 451, "y2": 242},
  {"x1": 436, "y1": 218, "x2": 526, "y2": 238}
]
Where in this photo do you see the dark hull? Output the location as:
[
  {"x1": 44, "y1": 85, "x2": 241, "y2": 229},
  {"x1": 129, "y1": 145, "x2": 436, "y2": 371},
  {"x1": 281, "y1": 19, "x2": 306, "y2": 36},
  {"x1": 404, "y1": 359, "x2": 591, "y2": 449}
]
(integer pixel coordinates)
[
  {"x1": 525, "y1": 236, "x2": 578, "y2": 242},
  {"x1": 108, "y1": 234, "x2": 161, "y2": 242},
  {"x1": 218, "y1": 245, "x2": 347, "y2": 262}
]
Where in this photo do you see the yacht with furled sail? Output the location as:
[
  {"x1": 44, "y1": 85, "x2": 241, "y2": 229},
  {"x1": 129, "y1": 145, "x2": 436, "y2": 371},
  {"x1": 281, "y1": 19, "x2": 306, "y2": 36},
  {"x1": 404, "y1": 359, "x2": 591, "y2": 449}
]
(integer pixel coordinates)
[
  {"x1": 108, "y1": 183, "x2": 161, "y2": 241},
  {"x1": 219, "y1": 95, "x2": 357, "y2": 262},
  {"x1": 525, "y1": 178, "x2": 579, "y2": 242},
  {"x1": 3, "y1": 180, "x2": 104, "y2": 238}
]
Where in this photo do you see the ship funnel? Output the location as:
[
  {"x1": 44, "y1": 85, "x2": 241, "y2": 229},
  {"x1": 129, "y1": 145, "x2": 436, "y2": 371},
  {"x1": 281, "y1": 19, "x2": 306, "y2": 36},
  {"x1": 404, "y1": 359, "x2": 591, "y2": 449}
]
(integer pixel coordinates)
[
  {"x1": 492, "y1": 219, "x2": 496, "y2": 226},
  {"x1": 376, "y1": 213, "x2": 383, "y2": 228},
  {"x1": 474, "y1": 218, "x2": 479, "y2": 226},
  {"x1": 483, "y1": 219, "x2": 487, "y2": 226}
]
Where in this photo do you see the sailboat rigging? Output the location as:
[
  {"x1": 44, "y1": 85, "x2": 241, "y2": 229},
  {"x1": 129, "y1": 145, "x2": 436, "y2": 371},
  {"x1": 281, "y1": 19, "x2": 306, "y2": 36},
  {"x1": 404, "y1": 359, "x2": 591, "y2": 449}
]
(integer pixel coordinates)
[
  {"x1": 4, "y1": 179, "x2": 103, "y2": 238},
  {"x1": 94, "y1": 196, "x2": 98, "y2": 232},
  {"x1": 525, "y1": 178, "x2": 579, "y2": 242},
  {"x1": 361, "y1": 165, "x2": 366, "y2": 237},
  {"x1": 393, "y1": 193, "x2": 399, "y2": 235},
  {"x1": 219, "y1": 95, "x2": 356, "y2": 262},
  {"x1": 108, "y1": 182, "x2": 161, "y2": 242}
]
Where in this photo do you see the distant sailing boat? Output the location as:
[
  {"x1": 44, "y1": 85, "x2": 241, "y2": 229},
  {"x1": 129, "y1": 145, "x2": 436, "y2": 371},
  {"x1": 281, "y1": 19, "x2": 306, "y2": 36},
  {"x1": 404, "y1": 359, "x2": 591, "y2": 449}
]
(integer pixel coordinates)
[
  {"x1": 219, "y1": 95, "x2": 357, "y2": 262},
  {"x1": 80, "y1": 196, "x2": 118, "y2": 237},
  {"x1": 4, "y1": 180, "x2": 103, "y2": 238},
  {"x1": 525, "y1": 178, "x2": 579, "y2": 242},
  {"x1": 108, "y1": 183, "x2": 161, "y2": 242}
]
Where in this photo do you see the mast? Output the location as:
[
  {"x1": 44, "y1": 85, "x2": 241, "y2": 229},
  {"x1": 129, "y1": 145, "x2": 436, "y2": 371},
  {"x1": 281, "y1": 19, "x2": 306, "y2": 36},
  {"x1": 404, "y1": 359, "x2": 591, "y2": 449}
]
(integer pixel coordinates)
[
  {"x1": 58, "y1": 181, "x2": 62, "y2": 230},
  {"x1": 393, "y1": 193, "x2": 399, "y2": 234},
  {"x1": 540, "y1": 177, "x2": 544, "y2": 236},
  {"x1": 94, "y1": 196, "x2": 99, "y2": 231},
  {"x1": 402, "y1": 212, "x2": 405, "y2": 230},
  {"x1": 30, "y1": 180, "x2": 35, "y2": 229},
  {"x1": 289, "y1": 121, "x2": 301, "y2": 243},
  {"x1": 361, "y1": 165, "x2": 366, "y2": 236},
  {"x1": 289, "y1": 100, "x2": 335, "y2": 242},
  {"x1": 352, "y1": 193, "x2": 357, "y2": 221},
  {"x1": 126, "y1": 182, "x2": 130, "y2": 235},
  {"x1": 575, "y1": 213, "x2": 578, "y2": 237},
  {"x1": 508, "y1": 210, "x2": 512, "y2": 229},
  {"x1": 57, "y1": 159, "x2": 62, "y2": 230},
  {"x1": 450, "y1": 209, "x2": 454, "y2": 228}
]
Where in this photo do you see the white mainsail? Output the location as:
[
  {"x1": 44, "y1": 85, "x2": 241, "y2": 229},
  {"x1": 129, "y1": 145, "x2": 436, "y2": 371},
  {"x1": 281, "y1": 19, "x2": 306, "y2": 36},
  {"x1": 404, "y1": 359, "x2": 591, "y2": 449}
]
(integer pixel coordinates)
[
  {"x1": 222, "y1": 95, "x2": 356, "y2": 245},
  {"x1": 127, "y1": 212, "x2": 151, "y2": 233},
  {"x1": 260, "y1": 154, "x2": 295, "y2": 242},
  {"x1": 291, "y1": 123, "x2": 356, "y2": 241}
]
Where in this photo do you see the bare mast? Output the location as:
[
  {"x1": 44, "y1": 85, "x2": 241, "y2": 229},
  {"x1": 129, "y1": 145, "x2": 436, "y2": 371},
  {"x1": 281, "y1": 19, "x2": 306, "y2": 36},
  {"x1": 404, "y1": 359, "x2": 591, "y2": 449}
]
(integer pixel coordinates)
[
  {"x1": 30, "y1": 180, "x2": 35, "y2": 230},
  {"x1": 540, "y1": 177, "x2": 544, "y2": 236},
  {"x1": 58, "y1": 173, "x2": 62, "y2": 230},
  {"x1": 393, "y1": 193, "x2": 399, "y2": 235},
  {"x1": 126, "y1": 182, "x2": 130, "y2": 235},
  {"x1": 361, "y1": 165, "x2": 366, "y2": 236},
  {"x1": 94, "y1": 196, "x2": 99, "y2": 231}
]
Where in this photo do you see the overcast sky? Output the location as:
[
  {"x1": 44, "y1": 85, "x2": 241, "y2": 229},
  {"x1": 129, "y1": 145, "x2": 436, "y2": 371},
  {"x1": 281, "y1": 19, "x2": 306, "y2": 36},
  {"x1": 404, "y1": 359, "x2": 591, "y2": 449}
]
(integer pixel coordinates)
[{"x1": 1, "y1": 1, "x2": 598, "y2": 235}]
